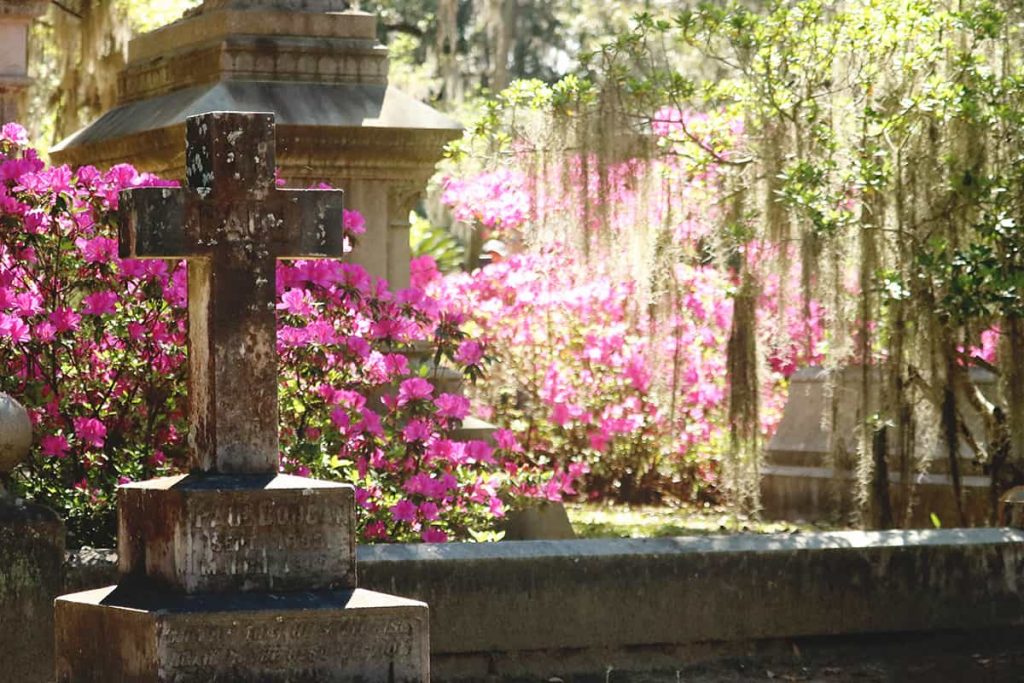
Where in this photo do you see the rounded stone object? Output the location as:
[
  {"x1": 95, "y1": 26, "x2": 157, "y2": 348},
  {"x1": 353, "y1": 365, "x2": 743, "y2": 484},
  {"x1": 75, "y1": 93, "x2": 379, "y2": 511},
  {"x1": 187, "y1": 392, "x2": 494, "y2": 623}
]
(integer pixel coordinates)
[{"x1": 0, "y1": 393, "x2": 32, "y2": 475}]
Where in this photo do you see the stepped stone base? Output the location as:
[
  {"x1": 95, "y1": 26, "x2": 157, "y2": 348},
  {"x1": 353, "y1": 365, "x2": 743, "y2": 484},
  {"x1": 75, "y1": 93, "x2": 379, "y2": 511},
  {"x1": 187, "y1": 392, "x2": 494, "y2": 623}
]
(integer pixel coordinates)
[
  {"x1": 118, "y1": 474, "x2": 356, "y2": 593},
  {"x1": 54, "y1": 585, "x2": 429, "y2": 682}
]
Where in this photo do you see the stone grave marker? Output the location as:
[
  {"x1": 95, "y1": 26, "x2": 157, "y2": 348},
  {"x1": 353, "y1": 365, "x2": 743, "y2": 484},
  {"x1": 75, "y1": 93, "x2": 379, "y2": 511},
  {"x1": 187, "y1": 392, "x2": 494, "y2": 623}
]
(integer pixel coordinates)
[
  {"x1": 0, "y1": 392, "x2": 65, "y2": 683},
  {"x1": 53, "y1": 111, "x2": 429, "y2": 682}
]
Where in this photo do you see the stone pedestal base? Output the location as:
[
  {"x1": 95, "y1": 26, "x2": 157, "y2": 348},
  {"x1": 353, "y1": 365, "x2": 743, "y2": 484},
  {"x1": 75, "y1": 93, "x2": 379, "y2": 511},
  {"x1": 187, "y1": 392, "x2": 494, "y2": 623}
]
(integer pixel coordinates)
[
  {"x1": 55, "y1": 585, "x2": 429, "y2": 682},
  {"x1": 118, "y1": 474, "x2": 357, "y2": 592}
]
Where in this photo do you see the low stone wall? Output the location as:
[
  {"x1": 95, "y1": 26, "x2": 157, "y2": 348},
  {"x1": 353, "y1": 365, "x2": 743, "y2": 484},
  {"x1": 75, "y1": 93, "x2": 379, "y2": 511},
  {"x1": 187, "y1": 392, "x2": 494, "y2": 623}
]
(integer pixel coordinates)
[{"x1": 51, "y1": 528, "x2": 1024, "y2": 680}]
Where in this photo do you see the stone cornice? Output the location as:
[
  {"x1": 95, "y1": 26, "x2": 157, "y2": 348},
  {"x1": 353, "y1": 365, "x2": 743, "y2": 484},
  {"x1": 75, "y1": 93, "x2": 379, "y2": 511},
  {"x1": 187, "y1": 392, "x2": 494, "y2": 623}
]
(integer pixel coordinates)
[
  {"x1": 52, "y1": 123, "x2": 459, "y2": 187},
  {"x1": 120, "y1": 37, "x2": 388, "y2": 104},
  {"x1": 129, "y1": 10, "x2": 377, "y2": 63},
  {"x1": 0, "y1": 1, "x2": 48, "y2": 19}
]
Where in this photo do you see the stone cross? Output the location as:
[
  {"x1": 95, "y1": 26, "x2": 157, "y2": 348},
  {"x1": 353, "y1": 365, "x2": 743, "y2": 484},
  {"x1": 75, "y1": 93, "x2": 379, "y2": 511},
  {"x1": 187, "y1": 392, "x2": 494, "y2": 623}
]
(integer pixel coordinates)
[{"x1": 119, "y1": 111, "x2": 344, "y2": 474}]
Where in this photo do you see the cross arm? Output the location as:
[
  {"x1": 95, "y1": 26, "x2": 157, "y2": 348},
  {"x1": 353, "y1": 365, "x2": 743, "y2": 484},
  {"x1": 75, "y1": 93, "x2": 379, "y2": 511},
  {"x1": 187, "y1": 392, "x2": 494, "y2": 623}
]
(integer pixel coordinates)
[
  {"x1": 118, "y1": 187, "x2": 189, "y2": 259},
  {"x1": 272, "y1": 188, "x2": 346, "y2": 259}
]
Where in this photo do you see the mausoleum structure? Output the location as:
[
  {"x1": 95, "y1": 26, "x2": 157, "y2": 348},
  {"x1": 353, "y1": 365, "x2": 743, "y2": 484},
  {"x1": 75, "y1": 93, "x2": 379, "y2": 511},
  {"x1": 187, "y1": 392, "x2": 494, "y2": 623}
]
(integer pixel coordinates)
[
  {"x1": 50, "y1": 0, "x2": 460, "y2": 290},
  {"x1": 53, "y1": 111, "x2": 429, "y2": 682},
  {"x1": 0, "y1": 0, "x2": 47, "y2": 123}
]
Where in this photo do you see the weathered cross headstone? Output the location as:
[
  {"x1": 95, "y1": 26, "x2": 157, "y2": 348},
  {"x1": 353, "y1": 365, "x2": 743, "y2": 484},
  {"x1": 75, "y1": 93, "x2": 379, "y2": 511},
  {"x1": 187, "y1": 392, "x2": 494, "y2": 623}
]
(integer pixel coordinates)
[{"x1": 53, "y1": 111, "x2": 429, "y2": 682}]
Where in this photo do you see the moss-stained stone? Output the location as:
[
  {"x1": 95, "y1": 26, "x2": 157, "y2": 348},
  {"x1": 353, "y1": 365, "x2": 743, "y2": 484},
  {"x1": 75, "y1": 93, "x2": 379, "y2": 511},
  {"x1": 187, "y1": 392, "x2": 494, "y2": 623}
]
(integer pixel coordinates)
[{"x1": 0, "y1": 499, "x2": 65, "y2": 683}]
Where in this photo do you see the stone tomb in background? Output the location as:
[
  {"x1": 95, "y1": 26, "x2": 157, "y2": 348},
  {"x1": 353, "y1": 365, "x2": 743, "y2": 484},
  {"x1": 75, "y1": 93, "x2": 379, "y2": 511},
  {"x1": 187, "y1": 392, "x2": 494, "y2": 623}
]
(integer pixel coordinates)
[
  {"x1": 762, "y1": 366, "x2": 993, "y2": 526},
  {"x1": 53, "y1": 112, "x2": 428, "y2": 682}
]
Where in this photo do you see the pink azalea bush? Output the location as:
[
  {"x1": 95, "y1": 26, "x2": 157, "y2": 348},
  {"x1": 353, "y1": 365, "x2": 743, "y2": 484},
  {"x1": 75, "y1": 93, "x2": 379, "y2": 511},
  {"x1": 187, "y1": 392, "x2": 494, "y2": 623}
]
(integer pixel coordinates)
[
  {"x1": 425, "y1": 249, "x2": 731, "y2": 503},
  {"x1": 0, "y1": 123, "x2": 563, "y2": 547},
  {"x1": 436, "y1": 108, "x2": 825, "y2": 503}
]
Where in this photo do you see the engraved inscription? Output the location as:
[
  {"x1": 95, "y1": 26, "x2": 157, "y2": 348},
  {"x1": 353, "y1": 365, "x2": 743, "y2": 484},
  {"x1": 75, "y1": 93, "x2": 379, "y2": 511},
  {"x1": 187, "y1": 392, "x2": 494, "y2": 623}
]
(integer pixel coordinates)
[
  {"x1": 160, "y1": 613, "x2": 423, "y2": 676},
  {"x1": 184, "y1": 494, "x2": 354, "y2": 587}
]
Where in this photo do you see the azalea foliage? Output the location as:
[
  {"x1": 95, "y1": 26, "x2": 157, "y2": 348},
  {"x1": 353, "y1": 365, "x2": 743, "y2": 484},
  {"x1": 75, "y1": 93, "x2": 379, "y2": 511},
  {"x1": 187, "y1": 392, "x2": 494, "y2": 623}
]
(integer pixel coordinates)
[{"x1": 0, "y1": 124, "x2": 569, "y2": 547}]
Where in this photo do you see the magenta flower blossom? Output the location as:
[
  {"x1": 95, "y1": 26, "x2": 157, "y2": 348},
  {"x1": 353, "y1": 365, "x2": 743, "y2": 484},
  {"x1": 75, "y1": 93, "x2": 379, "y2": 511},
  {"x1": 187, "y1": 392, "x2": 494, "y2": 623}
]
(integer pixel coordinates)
[
  {"x1": 397, "y1": 377, "x2": 433, "y2": 406},
  {"x1": 419, "y1": 501, "x2": 440, "y2": 521},
  {"x1": 493, "y1": 428, "x2": 521, "y2": 452},
  {"x1": 454, "y1": 340, "x2": 484, "y2": 365},
  {"x1": 75, "y1": 236, "x2": 119, "y2": 264},
  {"x1": 40, "y1": 434, "x2": 69, "y2": 458},
  {"x1": 277, "y1": 288, "x2": 315, "y2": 317},
  {"x1": 401, "y1": 419, "x2": 432, "y2": 443},
  {"x1": 73, "y1": 417, "x2": 107, "y2": 449},
  {"x1": 390, "y1": 499, "x2": 418, "y2": 523},
  {"x1": 343, "y1": 209, "x2": 366, "y2": 236},
  {"x1": 421, "y1": 527, "x2": 448, "y2": 543},
  {"x1": 0, "y1": 313, "x2": 30, "y2": 343},
  {"x1": 82, "y1": 291, "x2": 118, "y2": 316},
  {"x1": 434, "y1": 393, "x2": 470, "y2": 420},
  {"x1": 409, "y1": 255, "x2": 439, "y2": 289},
  {"x1": 48, "y1": 307, "x2": 81, "y2": 333},
  {"x1": 1, "y1": 122, "x2": 28, "y2": 146}
]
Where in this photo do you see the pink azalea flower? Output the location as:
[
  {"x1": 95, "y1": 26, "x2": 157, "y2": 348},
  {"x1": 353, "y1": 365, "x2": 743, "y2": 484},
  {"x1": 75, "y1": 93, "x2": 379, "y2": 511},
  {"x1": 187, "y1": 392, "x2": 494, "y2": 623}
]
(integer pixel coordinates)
[
  {"x1": 277, "y1": 288, "x2": 314, "y2": 317},
  {"x1": 493, "y1": 428, "x2": 522, "y2": 452},
  {"x1": 1, "y1": 122, "x2": 28, "y2": 146},
  {"x1": 397, "y1": 377, "x2": 433, "y2": 406},
  {"x1": 410, "y1": 255, "x2": 439, "y2": 289},
  {"x1": 40, "y1": 434, "x2": 69, "y2": 458},
  {"x1": 402, "y1": 419, "x2": 432, "y2": 443},
  {"x1": 48, "y1": 307, "x2": 80, "y2": 333},
  {"x1": 73, "y1": 417, "x2": 107, "y2": 449},
  {"x1": 364, "y1": 521, "x2": 389, "y2": 540},
  {"x1": 454, "y1": 340, "x2": 484, "y2": 365},
  {"x1": 383, "y1": 353, "x2": 410, "y2": 378},
  {"x1": 465, "y1": 440, "x2": 495, "y2": 464},
  {"x1": 359, "y1": 409, "x2": 383, "y2": 437},
  {"x1": 434, "y1": 393, "x2": 470, "y2": 420},
  {"x1": 421, "y1": 527, "x2": 448, "y2": 543},
  {"x1": 13, "y1": 291, "x2": 42, "y2": 316},
  {"x1": 419, "y1": 501, "x2": 440, "y2": 521},
  {"x1": 343, "y1": 209, "x2": 366, "y2": 236},
  {"x1": 390, "y1": 499, "x2": 418, "y2": 523},
  {"x1": 82, "y1": 290, "x2": 118, "y2": 316},
  {"x1": 75, "y1": 236, "x2": 119, "y2": 264},
  {"x1": 33, "y1": 321, "x2": 56, "y2": 343},
  {"x1": 0, "y1": 313, "x2": 30, "y2": 343}
]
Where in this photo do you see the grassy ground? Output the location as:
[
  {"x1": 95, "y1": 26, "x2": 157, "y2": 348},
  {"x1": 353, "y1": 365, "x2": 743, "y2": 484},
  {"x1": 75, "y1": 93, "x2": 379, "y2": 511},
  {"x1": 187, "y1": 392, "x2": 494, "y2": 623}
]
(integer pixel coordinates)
[{"x1": 566, "y1": 502, "x2": 834, "y2": 539}]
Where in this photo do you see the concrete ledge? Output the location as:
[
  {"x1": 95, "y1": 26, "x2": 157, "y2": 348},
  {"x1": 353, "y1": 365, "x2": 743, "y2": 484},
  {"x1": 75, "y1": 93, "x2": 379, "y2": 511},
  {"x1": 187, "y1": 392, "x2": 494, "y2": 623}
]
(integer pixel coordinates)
[
  {"x1": 357, "y1": 529, "x2": 1024, "y2": 679},
  {"x1": 61, "y1": 529, "x2": 1024, "y2": 680}
]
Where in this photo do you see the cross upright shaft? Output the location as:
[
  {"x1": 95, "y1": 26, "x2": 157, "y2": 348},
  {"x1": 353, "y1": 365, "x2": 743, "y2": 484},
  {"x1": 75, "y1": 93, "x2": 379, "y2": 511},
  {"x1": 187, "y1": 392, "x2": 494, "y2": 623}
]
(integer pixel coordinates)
[{"x1": 118, "y1": 112, "x2": 344, "y2": 473}]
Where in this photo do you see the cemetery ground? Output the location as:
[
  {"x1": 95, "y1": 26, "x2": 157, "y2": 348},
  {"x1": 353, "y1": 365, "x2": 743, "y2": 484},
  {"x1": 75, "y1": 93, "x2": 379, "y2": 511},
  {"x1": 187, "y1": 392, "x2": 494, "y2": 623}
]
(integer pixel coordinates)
[{"x1": 568, "y1": 503, "x2": 826, "y2": 540}]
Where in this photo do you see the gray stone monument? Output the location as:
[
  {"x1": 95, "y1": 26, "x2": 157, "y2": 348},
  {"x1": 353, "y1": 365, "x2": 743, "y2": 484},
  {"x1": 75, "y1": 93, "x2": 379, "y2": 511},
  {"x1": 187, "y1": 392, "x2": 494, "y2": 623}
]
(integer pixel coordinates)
[
  {"x1": 0, "y1": 392, "x2": 65, "y2": 683},
  {"x1": 50, "y1": 0, "x2": 461, "y2": 291},
  {"x1": 53, "y1": 111, "x2": 429, "y2": 682},
  {"x1": 0, "y1": 1, "x2": 48, "y2": 123},
  {"x1": 762, "y1": 366, "x2": 992, "y2": 526}
]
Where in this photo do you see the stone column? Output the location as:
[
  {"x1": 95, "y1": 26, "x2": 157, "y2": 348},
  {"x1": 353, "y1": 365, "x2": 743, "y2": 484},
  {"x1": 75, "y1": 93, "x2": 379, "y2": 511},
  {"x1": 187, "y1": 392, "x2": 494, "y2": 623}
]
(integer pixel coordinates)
[
  {"x1": 0, "y1": 393, "x2": 65, "y2": 683},
  {"x1": 0, "y1": 1, "x2": 47, "y2": 123},
  {"x1": 345, "y1": 179, "x2": 391, "y2": 285},
  {"x1": 387, "y1": 183, "x2": 422, "y2": 291}
]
